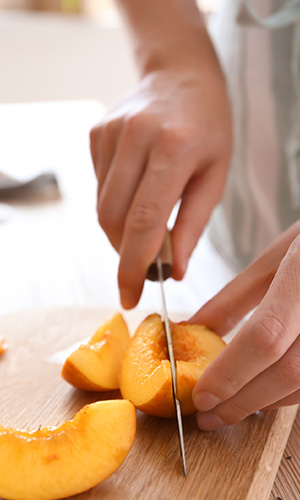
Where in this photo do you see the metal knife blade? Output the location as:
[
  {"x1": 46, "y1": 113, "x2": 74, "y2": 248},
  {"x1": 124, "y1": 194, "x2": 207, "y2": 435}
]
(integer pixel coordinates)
[{"x1": 156, "y1": 253, "x2": 187, "y2": 477}]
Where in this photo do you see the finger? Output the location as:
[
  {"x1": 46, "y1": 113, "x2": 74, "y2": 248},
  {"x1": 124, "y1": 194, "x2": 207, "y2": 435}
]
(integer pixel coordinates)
[
  {"x1": 118, "y1": 127, "x2": 200, "y2": 309},
  {"x1": 263, "y1": 389, "x2": 300, "y2": 410},
  {"x1": 97, "y1": 116, "x2": 152, "y2": 251},
  {"x1": 90, "y1": 124, "x2": 104, "y2": 214},
  {"x1": 96, "y1": 124, "x2": 121, "y2": 229},
  {"x1": 196, "y1": 334, "x2": 300, "y2": 430},
  {"x1": 172, "y1": 160, "x2": 227, "y2": 280},
  {"x1": 89, "y1": 124, "x2": 99, "y2": 168},
  {"x1": 190, "y1": 220, "x2": 300, "y2": 335},
  {"x1": 91, "y1": 119, "x2": 122, "y2": 195},
  {"x1": 192, "y1": 235, "x2": 300, "y2": 414}
]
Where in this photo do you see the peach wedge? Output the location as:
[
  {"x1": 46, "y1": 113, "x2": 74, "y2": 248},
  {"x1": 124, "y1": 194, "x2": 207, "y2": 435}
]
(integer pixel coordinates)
[
  {"x1": 62, "y1": 312, "x2": 130, "y2": 391},
  {"x1": 0, "y1": 337, "x2": 8, "y2": 356},
  {"x1": 120, "y1": 314, "x2": 225, "y2": 417},
  {"x1": 0, "y1": 400, "x2": 136, "y2": 500}
]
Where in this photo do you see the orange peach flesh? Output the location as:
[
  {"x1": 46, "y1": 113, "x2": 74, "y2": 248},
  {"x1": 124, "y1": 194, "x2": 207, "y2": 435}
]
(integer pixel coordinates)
[
  {"x1": 0, "y1": 400, "x2": 136, "y2": 500},
  {"x1": 61, "y1": 312, "x2": 130, "y2": 391},
  {"x1": 0, "y1": 337, "x2": 8, "y2": 356},
  {"x1": 120, "y1": 314, "x2": 225, "y2": 417}
]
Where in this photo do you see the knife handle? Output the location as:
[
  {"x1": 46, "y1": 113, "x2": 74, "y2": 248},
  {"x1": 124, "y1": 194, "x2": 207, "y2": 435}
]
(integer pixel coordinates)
[{"x1": 146, "y1": 230, "x2": 173, "y2": 281}]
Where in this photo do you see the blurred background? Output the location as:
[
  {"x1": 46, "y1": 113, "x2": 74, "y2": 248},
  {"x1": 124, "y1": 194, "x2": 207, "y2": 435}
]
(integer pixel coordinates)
[
  {"x1": 0, "y1": 0, "x2": 230, "y2": 318},
  {"x1": 0, "y1": 0, "x2": 220, "y2": 106}
]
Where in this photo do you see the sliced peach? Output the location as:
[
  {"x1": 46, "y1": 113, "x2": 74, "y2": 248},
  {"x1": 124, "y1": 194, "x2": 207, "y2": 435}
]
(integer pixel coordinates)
[
  {"x1": 120, "y1": 314, "x2": 225, "y2": 417},
  {"x1": 0, "y1": 337, "x2": 8, "y2": 356},
  {"x1": 62, "y1": 312, "x2": 130, "y2": 391},
  {"x1": 0, "y1": 400, "x2": 136, "y2": 500}
]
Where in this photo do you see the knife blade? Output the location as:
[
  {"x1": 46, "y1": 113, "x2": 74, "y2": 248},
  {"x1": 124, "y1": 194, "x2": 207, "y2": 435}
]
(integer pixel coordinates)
[{"x1": 154, "y1": 246, "x2": 187, "y2": 477}]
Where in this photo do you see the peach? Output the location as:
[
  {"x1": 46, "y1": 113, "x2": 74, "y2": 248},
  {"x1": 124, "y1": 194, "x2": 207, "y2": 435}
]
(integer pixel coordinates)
[
  {"x1": 0, "y1": 400, "x2": 136, "y2": 500},
  {"x1": 0, "y1": 337, "x2": 8, "y2": 356},
  {"x1": 120, "y1": 314, "x2": 225, "y2": 417},
  {"x1": 62, "y1": 312, "x2": 130, "y2": 391}
]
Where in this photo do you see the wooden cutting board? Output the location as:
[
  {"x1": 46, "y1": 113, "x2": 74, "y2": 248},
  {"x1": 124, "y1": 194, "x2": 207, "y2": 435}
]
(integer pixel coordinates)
[{"x1": 0, "y1": 307, "x2": 298, "y2": 500}]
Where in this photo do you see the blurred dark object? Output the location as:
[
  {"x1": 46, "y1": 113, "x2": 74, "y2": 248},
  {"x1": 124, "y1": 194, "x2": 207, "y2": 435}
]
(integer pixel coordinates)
[{"x1": 0, "y1": 171, "x2": 61, "y2": 201}]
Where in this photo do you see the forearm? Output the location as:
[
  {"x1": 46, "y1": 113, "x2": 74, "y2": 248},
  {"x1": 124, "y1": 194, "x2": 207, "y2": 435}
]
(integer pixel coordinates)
[{"x1": 115, "y1": 0, "x2": 220, "y2": 75}]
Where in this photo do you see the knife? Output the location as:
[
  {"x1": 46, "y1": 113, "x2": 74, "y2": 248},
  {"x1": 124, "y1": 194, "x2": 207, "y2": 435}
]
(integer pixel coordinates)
[{"x1": 147, "y1": 232, "x2": 187, "y2": 477}]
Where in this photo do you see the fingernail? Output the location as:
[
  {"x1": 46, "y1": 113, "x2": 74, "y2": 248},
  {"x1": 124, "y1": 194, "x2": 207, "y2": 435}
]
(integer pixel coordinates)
[
  {"x1": 120, "y1": 289, "x2": 136, "y2": 310},
  {"x1": 197, "y1": 412, "x2": 225, "y2": 431},
  {"x1": 193, "y1": 391, "x2": 222, "y2": 412}
]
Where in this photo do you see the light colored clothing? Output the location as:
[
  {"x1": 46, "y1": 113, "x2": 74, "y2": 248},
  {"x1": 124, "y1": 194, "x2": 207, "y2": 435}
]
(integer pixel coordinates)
[
  {"x1": 239, "y1": 0, "x2": 300, "y2": 28},
  {"x1": 209, "y1": 0, "x2": 300, "y2": 271}
]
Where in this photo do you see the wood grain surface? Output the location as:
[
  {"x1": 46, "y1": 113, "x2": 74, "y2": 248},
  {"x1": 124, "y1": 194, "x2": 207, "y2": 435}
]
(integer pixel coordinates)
[
  {"x1": 0, "y1": 307, "x2": 298, "y2": 500},
  {"x1": 269, "y1": 412, "x2": 300, "y2": 500}
]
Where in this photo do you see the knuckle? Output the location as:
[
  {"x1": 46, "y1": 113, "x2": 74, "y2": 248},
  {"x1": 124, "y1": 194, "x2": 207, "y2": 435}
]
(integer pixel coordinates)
[
  {"x1": 90, "y1": 117, "x2": 120, "y2": 144},
  {"x1": 157, "y1": 125, "x2": 192, "y2": 158},
  {"x1": 124, "y1": 113, "x2": 149, "y2": 138},
  {"x1": 220, "y1": 372, "x2": 241, "y2": 398},
  {"x1": 128, "y1": 202, "x2": 160, "y2": 233},
  {"x1": 223, "y1": 400, "x2": 251, "y2": 424},
  {"x1": 147, "y1": 161, "x2": 171, "y2": 189},
  {"x1": 251, "y1": 313, "x2": 287, "y2": 360},
  {"x1": 104, "y1": 118, "x2": 120, "y2": 136}
]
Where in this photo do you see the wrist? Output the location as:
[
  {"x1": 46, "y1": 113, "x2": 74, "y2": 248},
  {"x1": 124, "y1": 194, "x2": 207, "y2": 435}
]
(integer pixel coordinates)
[
  {"x1": 116, "y1": 0, "x2": 219, "y2": 77},
  {"x1": 137, "y1": 31, "x2": 220, "y2": 79},
  {"x1": 135, "y1": 18, "x2": 211, "y2": 74}
]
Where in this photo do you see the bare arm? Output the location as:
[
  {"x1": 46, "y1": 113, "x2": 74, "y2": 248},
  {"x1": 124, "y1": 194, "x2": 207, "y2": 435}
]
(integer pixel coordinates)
[
  {"x1": 90, "y1": 0, "x2": 232, "y2": 308},
  {"x1": 115, "y1": 0, "x2": 220, "y2": 75}
]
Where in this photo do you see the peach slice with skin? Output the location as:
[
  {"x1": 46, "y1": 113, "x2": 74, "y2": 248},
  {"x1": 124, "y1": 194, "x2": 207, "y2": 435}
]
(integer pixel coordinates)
[
  {"x1": 0, "y1": 400, "x2": 136, "y2": 500},
  {"x1": 62, "y1": 312, "x2": 130, "y2": 391},
  {"x1": 0, "y1": 337, "x2": 8, "y2": 356},
  {"x1": 120, "y1": 314, "x2": 226, "y2": 417}
]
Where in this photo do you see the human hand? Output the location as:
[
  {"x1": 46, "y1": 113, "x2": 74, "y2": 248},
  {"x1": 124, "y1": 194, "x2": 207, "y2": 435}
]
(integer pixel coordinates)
[
  {"x1": 90, "y1": 63, "x2": 232, "y2": 309},
  {"x1": 191, "y1": 222, "x2": 300, "y2": 431}
]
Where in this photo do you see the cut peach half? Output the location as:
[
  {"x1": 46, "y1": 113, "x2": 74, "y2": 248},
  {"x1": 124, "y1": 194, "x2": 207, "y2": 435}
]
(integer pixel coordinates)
[
  {"x1": 120, "y1": 314, "x2": 225, "y2": 417},
  {"x1": 62, "y1": 312, "x2": 130, "y2": 391},
  {"x1": 0, "y1": 337, "x2": 8, "y2": 356},
  {"x1": 0, "y1": 400, "x2": 136, "y2": 500}
]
